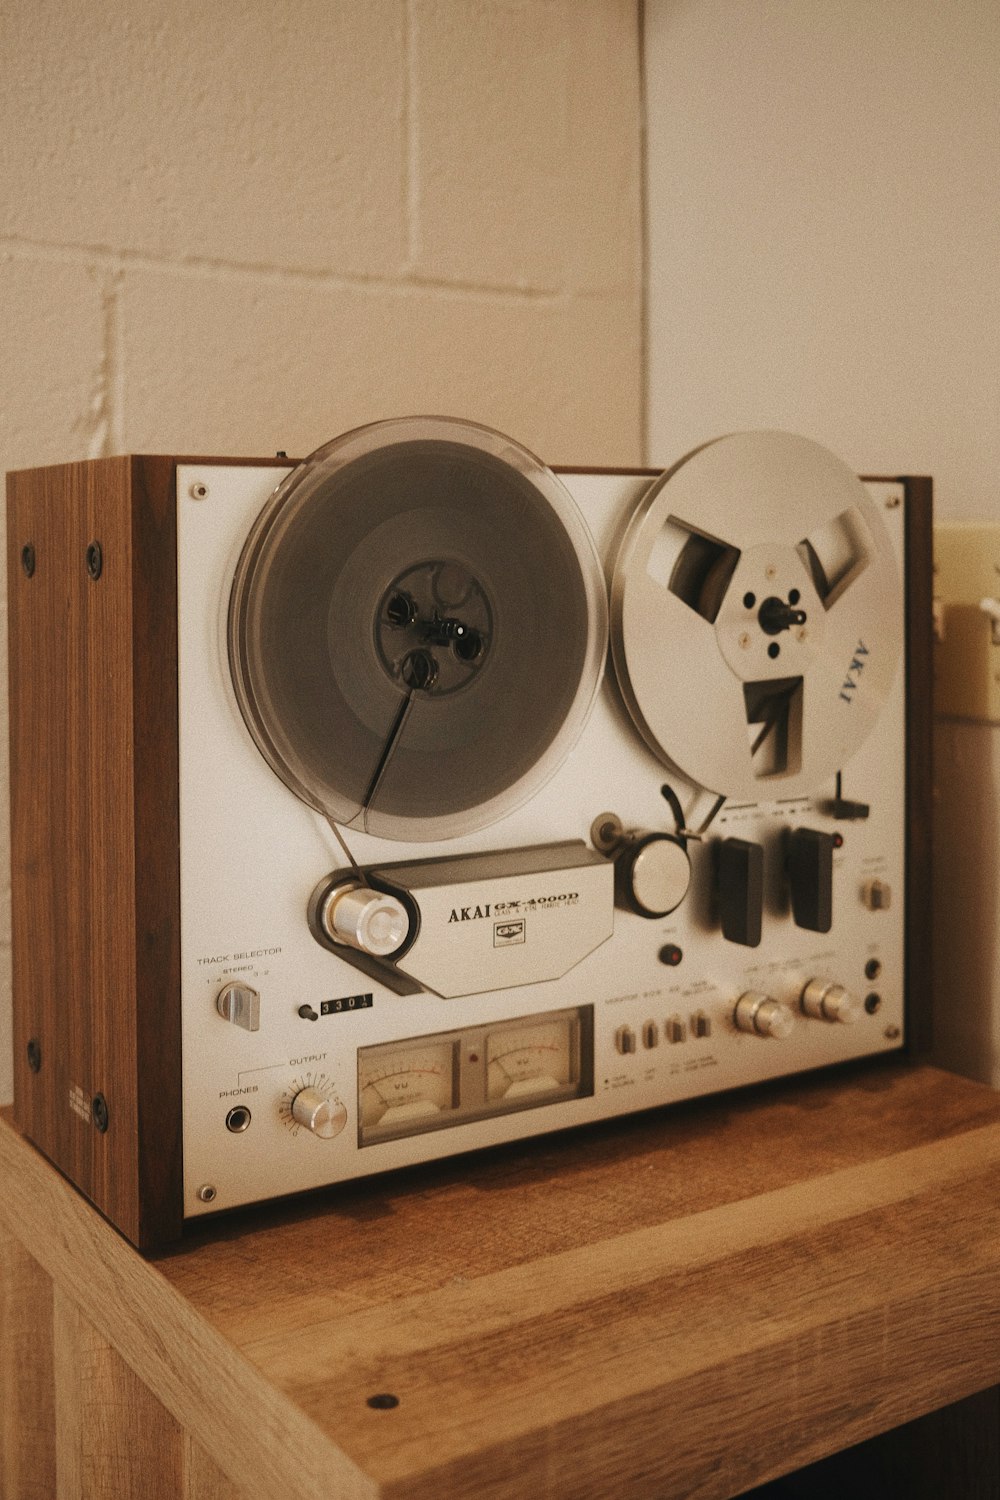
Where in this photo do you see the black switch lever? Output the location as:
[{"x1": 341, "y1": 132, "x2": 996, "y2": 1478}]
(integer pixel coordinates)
[
  {"x1": 718, "y1": 838, "x2": 764, "y2": 947},
  {"x1": 788, "y1": 827, "x2": 835, "y2": 933}
]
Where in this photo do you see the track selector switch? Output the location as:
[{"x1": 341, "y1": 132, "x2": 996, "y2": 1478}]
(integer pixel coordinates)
[
  {"x1": 788, "y1": 827, "x2": 835, "y2": 933},
  {"x1": 718, "y1": 838, "x2": 764, "y2": 947}
]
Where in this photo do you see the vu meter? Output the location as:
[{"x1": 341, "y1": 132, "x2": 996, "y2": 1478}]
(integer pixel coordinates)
[
  {"x1": 359, "y1": 1037, "x2": 459, "y2": 1133},
  {"x1": 486, "y1": 1015, "x2": 577, "y2": 1101},
  {"x1": 358, "y1": 1006, "x2": 592, "y2": 1147}
]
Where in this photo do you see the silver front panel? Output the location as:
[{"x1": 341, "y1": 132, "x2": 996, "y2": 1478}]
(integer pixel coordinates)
[{"x1": 178, "y1": 461, "x2": 907, "y2": 1218}]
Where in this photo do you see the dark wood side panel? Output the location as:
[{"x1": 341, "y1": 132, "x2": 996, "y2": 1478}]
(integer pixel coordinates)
[
  {"x1": 130, "y1": 457, "x2": 183, "y2": 1248},
  {"x1": 903, "y1": 476, "x2": 934, "y2": 1057},
  {"x1": 6, "y1": 458, "x2": 186, "y2": 1245},
  {"x1": 8, "y1": 459, "x2": 142, "y2": 1239}
]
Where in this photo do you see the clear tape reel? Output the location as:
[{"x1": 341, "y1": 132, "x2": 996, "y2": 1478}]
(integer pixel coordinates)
[
  {"x1": 610, "y1": 431, "x2": 903, "y2": 801},
  {"x1": 229, "y1": 417, "x2": 609, "y2": 841}
]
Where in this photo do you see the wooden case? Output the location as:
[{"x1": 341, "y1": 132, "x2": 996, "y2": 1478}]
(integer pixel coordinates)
[{"x1": 5, "y1": 458, "x2": 933, "y2": 1251}]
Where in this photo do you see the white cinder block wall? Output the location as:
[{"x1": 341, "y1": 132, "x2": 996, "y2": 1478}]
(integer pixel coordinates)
[{"x1": 0, "y1": 0, "x2": 644, "y2": 1104}]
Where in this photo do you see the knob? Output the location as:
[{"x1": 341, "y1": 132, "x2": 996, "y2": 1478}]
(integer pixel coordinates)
[
  {"x1": 291, "y1": 1087, "x2": 348, "y2": 1139},
  {"x1": 734, "y1": 991, "x2": 794, "y2": 1039},
  {"x1": 620, "y1": 833, "x2": 691, "y2": 917},
  {"x1": 801, "y1": 979, "x2": 861, "y2": 1024},
  {"x1": 216, "y1": 981, "x2": 260, "y2": 1032},
  {"x1": 320, "y1": 882, "x2": 409, "y2": 956}
]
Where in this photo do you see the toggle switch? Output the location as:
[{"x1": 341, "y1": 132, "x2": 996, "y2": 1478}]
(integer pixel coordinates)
[{"x1": 615, "y1": 1025, "x2": 637, "y2": 1056}]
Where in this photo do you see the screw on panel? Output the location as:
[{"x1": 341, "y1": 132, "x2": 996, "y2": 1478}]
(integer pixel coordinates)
[
  {"x1": 885, "y1": 495, "x2": 901, "y2": 508},
  {"x1": 197, "y1": 1184, "x2": 217, "y2": 1203},
  {"x1": 21, "y1": 544, "x2": 35, "y2": 577},
  {"x1": 91, "y1": 1094, "x2": 109, "y2": 1132},
  {"x1": 26, "y1": 1039, "x2": 41, "y2": 1073},
  {"x1": 85, "y1": 542, "x2": 103, "y2": 580},
  {"x1": 189, "y1": 481, "x2": 209, "y2": 500}
]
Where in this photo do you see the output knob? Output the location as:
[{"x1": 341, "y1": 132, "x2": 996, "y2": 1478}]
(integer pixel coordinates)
[
  {"x1": 734, "y1": 991, "x2": 795, "y2": 1039},
  {"x1": 801, "y1": 979, "x2": 861, "y2": 1024},
  {"x1": 291, "y1": 1087, "x2": 348, "y2": 1139},
  {"x1": 320, "y1": 881, "x2": 409, "y2": 957}
]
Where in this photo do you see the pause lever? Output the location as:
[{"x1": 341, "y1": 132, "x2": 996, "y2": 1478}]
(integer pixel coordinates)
[
  {"x1": 788, "y1": 827, "x2": 835, "y2": 933},
  {"x1": 718, "y1": 838, "x2": 764, "y2": 948}
]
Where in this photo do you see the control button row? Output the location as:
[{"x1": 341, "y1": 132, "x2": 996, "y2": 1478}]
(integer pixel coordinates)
[{"x1": 615, "y1": 1010, "x2": 713, "y2": 1055}]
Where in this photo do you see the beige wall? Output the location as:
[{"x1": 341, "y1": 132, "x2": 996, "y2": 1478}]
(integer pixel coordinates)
[
  {"x1": 644, "y1": 0, "x2": 1000, "y2": 519},
  {"x1": 0, "y1": 0, "x2": 644, "y2": 1103},
  {"x1": 644, "y1": 0, "x2": 1000, "y2": 1088}
]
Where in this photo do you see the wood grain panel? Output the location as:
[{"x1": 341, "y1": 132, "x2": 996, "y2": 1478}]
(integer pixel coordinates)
[
  {"x1": 4, "y1": 1064, "x2": 1000, "y2": 1500},
  {"x1": 130, "y1": 456, "x2": 184, "y2": 1248},
  {"x1": 743, "y1": 1385, "x2": 1000, "y2": 1499},
  {"x1": 903, "y1": 475, "x2": 934, "y2": 1056},
  {"x1": 0, "y1": 1119, "x2": 376, "y2": 1500},
  {"x1": 53, "y1": 1286, "x2": 184, "y2": 1499},
  {"x1": 183, "y1": 1435, "x2": 247, "y2": 1500},
  {"x1": 0, "y1": 1219, "x2": 56, "y2": 1499},
  {"x1": 7, "y1": 457, "x2": 184, "y2": 1247}
]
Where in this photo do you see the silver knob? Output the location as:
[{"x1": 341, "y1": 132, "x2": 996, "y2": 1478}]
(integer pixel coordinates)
[
  {"x1": 734, "y1": 991, "x2": 795, "y2": 1039},
  {"x1": 216, "y1": 981, "x2": 260, "y2": 1032},
  {"x1": 320, "y1": 882, "x2": 409, "y2": 957},
  {"x1": 801, "y1": 979, "x2": 861, "y2": 1024},
  {"x1": 291, "y1": 1087, "x2": 348, "y2": 1139},
  {"x1": 624, "y1": 834, "x2": 691, "y2": 917}
]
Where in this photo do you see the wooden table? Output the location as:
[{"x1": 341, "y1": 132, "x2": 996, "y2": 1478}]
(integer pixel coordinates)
[{"x1": 2, "y1": 1061, "x2": 1000, "y2": 1499}]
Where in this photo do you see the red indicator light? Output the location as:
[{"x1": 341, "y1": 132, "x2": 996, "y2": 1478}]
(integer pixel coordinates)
[
  {"x1": 659, "y1": 944, "x2": 683, "y2": 967},
  {"x1": 833, "y1": 833, "x2": 844, "y2": 849}
]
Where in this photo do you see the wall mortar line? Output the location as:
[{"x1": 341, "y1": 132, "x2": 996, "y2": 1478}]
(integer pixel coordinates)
[{"x1": 0, "y1": 235, "x2": 559, "y2": 304}]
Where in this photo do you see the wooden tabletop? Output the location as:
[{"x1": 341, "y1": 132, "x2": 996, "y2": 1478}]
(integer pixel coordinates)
[{"x1": 3, "y1": 1060, "x2": 1000, "y2": 1499}]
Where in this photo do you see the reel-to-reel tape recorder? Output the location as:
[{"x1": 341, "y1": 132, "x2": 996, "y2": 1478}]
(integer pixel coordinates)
[{"x1": 7, "y1": 420, "x2": 932, "y2": 1249}]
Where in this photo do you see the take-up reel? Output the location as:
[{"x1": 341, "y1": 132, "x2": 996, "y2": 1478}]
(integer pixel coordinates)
[{"x1": 610, "y1": 431, "x2": 902, "y2": 803}]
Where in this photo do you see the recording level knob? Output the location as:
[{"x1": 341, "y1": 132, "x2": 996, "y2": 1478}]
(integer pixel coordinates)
[
  {"x1": 801, "y1": 979, "x2": 861, "y2": 1024},
  {"x1": 320, "y1": 882, "x2": 409, "y2": 957},
  {"x1": 290, "y1": 1087, "x2": 348, "y2": 1139},
  {"x1": 734, "y1": 991, "x2": 795, "y2": 1039}
]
